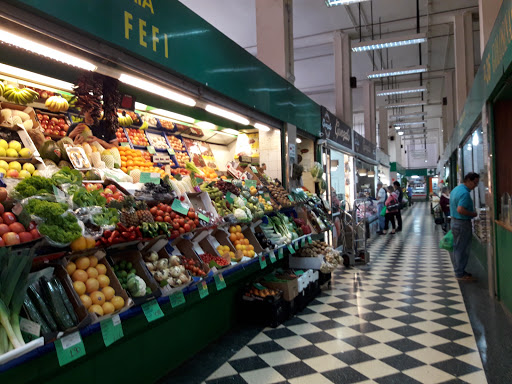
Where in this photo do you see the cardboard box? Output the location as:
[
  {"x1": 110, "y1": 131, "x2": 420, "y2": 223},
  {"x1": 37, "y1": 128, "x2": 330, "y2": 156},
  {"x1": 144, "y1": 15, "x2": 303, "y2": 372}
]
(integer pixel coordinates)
[
  {"x1": 171, "y1": 237, "x2": 211, "y2": 280},
  {"x1": 187, "y1": 191, "x2": 220, "y2": 220},
  {"x1": 289, "y1": 255, "x2": 324, "y2": 270},
  {"x1": 0, "y1": 123, "x2": 39, "y2": 163},
  {"x1": 261, "y1": 275, "x2": 299, "y2": 302},
  {"x1": 0, "y1": 103, "x2": 40, "y2": 132}
]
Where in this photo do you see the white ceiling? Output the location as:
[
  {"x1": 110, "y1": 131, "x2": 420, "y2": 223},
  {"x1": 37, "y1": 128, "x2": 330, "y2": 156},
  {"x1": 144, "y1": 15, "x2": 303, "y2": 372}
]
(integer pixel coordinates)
[{"x1": 180, "y1": 0, "x2": 481, "y2": 167}]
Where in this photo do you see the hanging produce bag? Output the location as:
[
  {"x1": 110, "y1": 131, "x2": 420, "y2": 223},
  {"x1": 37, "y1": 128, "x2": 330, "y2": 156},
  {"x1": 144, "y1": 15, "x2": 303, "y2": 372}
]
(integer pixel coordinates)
[{"x1": 439, "y1": 230, "x2": 453, "y2": 252}]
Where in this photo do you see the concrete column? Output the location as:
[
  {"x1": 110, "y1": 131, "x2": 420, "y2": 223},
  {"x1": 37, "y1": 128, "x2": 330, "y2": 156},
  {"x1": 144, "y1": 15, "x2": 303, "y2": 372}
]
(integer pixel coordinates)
[
  {"x1": 479, "y1": 0, "x2": 503, "y2": 56},
  {"x1": 363, "y1": 80, "x2": 376, "y2": 144},
  {"x1": 443, "y1": 70, "x2": 455, "y2": 144},
  {"x1": 256, "y1": 0, "x2": 294, "y2": 83},
  {"x1": 454, "y1": 11, "x2": 475, "y2": 118},
  {"x1": 334, "y1": 31, "x2": 352, "y2": 125},
  {"x1": 378, "y1": 107, "x2": 388, "y2": 154}
]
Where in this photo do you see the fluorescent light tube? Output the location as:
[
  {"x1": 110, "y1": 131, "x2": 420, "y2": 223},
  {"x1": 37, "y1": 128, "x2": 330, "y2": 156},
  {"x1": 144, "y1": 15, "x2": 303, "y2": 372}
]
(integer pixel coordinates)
[
  {"x1": 119, "y1": 74, "x2": 196, "y2": 107},
  {"x1": 151, "y1": 108, "x2": 195, "y2": 123},
  {"x1": 368, "y1": 65, "x2": 427, "y2": 79},
  {"x1": 134, "y1": 102, "x2": 147, "y2": 111},
  {"x1": 196, "y1": 121, "x2": 216, "y2": 130},
  {"x1": 352, "y1": 33, "x2": 427, "y2": 52},
  {"x1": 0, "y1": 29, "x2": 96, "y2": 71},
  {"x1": 296, "y1": 138, "x2": 302, "y2": 143},
  {"x1": 384, "y1": 101, "x2": 427, "y2": 109},
  {"x1": 205, "y1": 105, "x2": 250, "y2": 125},
  {"x1": 377, "y1": 86, "x2": 427, "y2": 96},
  {"x1": 393, "y1": 121, "x2": 425, "y2": 127},
  {"x1": 325, "y1": 0, "x2": 369, "y2": 6},
  {"x1": 254, "y1": 123, "x2": 271, "y2": 132},
  {"x1": 391, "y1": 112, "x2": 427, "y2": 119},
  {"x1": 222, "y1": 128, "x2": 240, "y2": 135},
  {"x1": 395, "y1": 126, "x2": 401, "y2": 130},
  {"x1": 0, "y1": 63, "x2": 74, "y2": 91}
]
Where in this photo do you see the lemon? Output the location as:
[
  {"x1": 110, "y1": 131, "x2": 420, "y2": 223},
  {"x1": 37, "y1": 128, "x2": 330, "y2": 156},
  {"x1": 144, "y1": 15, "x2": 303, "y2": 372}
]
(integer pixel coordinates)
[
  {"x1": 18, "y1": 148, "x2": 31, "y2": 158},
  {"x1": 0, "y1": 148, "x2": 6, "y2": 157},
  {"x1": 0, "y1": 161, "x2": 8, "y2": 170},
  {"x1": 0, "y1": 140, "x2": 8, "y2": 150},
  {"x1": 22, "y1": 163, "x2": 35, "y2": 174},
  {"x1": 9, "y1": 161, "x2": 21, "y2": 172},
  {"x1": 8, "y1": 141, "x2": 21, "y2": 152},
  {"x1": 6, "y1": 149, "x2": 18, "y2": 158},
  {"x1": 0, "y1": 168, "x2": 7, "y2": 176},
  {"x1": 32, "y1": 170, "x2": 40, "y2": 177},
  {"x1": 18, "y1": 170, "x2": 31, "y2": 179}
]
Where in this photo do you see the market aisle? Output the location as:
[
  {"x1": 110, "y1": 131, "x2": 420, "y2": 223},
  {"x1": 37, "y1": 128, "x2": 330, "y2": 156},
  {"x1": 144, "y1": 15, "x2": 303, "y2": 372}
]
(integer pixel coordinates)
[{"x1": 203, "y1": 203, "x2": 487, "y2": 384}]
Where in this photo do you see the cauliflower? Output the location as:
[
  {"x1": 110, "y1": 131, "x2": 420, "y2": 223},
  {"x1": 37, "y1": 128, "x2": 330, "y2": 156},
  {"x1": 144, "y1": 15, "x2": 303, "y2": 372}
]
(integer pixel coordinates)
[{"x1": 127, "y1": 275, "x2": 147, "y2": 297}]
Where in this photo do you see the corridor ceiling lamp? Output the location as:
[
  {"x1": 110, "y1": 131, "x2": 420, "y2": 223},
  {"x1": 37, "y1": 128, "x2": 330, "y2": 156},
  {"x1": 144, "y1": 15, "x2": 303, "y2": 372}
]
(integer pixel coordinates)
[
  {"x1": 472, "y1": 132, "x2": 479, "y2": 146},
  {"x1": 391, "y1": 112, "x2": 427, "y2": 119},
  {"x1": 368, "y1": 65, "x2": 427, "y2": 79},
  {"x1": 119, "y1": 74, "x2": 196, "y2": 107},
  {"x1": 367, "y1": 170, "x2": 375, "y2": 177},
  {"x1": 325, "y1": 0, "x2": 370, "y2": 6},
  {"x1": 151, "y1": 108, "x2": 195, "y2": 124},
  {"x1": 205, "y1": 105, "x2": 250, "y2": 125},
  {"x1": 398, "y1": 131, "x2": 404, "y2": 136},
  {"x1": 395, "y1": 126, "x2": 401, "y2": 130},
  {"x1": 358, "y1": 168, "x2": 367, "y2": 176},
  {"x1": 377, "y1": 86, "x2": 427, "y2": 97},
  {"x1": 0, "y1": 63, "x2": 74, "y2": 91},
  {"x1": 134, "y1": 102, "x2": 147, "y2": 111},
  {"x1": 296, "y1": 138, "x2": 302, "y2": 143},
  {"x1": 0, "y1": 29, "x2": 97, "y2": 71},
  {"x1": 196, "y1": 121, "x2": 216, "y2": 131},
  {"x1": 384, "y1": 101, "x2": 427, "y2": 109},
  {"x1": 254, "y1": 123, "x2": 270, "y2": 132},
  {"x1": 352, "y1": 33, "x2": 427, "y2": 52},
  {"x1": 393, "y1": 121, "x2": 425, "y2": 127}
]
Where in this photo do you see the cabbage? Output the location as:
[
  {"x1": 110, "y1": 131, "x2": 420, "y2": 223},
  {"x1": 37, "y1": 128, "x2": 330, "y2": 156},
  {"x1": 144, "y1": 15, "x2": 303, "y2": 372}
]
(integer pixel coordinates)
[{"x1": 310, "y1": 162, "x2": 324, "y2": 179}]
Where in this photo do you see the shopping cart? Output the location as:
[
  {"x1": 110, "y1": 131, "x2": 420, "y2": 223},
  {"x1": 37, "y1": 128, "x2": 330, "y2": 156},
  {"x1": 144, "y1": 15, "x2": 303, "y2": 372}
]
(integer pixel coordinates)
[
  {"x1": 342, "y1": 198, "x2": 370, "y2": 266},
  {"x1": 433, "y1": 203, "x2": 444, "y2": 226}
]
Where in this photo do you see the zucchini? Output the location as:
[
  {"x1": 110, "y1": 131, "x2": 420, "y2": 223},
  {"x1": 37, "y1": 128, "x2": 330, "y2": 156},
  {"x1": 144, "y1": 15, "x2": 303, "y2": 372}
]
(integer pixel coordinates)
[
  {"x1": 39, "y1": 277, "x2": 75, "y2": 330},
  {"x1": 50, "y1": 277, "x2": 78, "y2": 325},
  {"x1": 27, "y1": 284, "x2": 58, "y2": 332},
  {"x1": 23, "y1": 296, "x2": 51, "y2": 335}
]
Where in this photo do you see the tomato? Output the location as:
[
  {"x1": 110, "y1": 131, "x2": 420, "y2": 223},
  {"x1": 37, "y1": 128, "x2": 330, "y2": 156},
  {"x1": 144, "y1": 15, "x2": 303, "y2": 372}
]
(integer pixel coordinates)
[
  {"x1": 150, "y1": 207, "x2": 158, "y2": 215},
  {"x1": 165, "y1": 206, "x2": 172, "y2": 213},
  {"x1": 170, "y1": 212, "x2": 176, "y2": 219},
  {"x1": 194, "y1": 219, "x2": 200, "y2": 226},
  {"x1": 171, "y1": 230, "x2": 179, "y2": 238},
  {"x1": 156, "y1": 216, "x2": 164, "y2": 222},
  {"x1": 179, "y1": 227, "x2": 185, "y2": 234},
  {"x1": 184, "y1": 223, "x2": 191, "y2": 232},
  {"x1": 157, "y1": 210, "x2": 165, "y2": 217},
  {"x1": 187, "y1": 211, "x2": 195, "y2": 219},
  {"x1": 164, "y1": 216, "x2": 172, "y2": 223},
  {"x1": 178, "y1": 219, "x2": 185, "y2": 226}
]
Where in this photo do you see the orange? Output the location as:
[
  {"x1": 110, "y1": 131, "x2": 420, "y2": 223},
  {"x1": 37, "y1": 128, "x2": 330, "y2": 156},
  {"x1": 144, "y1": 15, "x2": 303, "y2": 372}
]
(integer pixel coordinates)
[
  {"x1": 88, "y1": 304, "x2": 104, "y2": 316},
  {"x1": 72, "y1": 269, "x2": 88, "y2": 283},
  {"x1": 86, "y1": 267, "x2": 99, "y2": 279},
  {"x1": 85, "y1": 238, "x2": 96, "y2": 249},
  {"x1": 73, "y1": 281, "x2": 86, "y2": 295},
  {"x1": 236, "y1": 225, "x2": 242, "y2": 233},
  {"x1": 85, "y1": 278, "x2": 99, "y2": 293},
  {"x1": 237, "y1": 233, "x2": 244, "y2": 240},
  {"x1": 95, "y1": 263, "x2": 107, "y2": 275},
  {"x1": 80, "y1": 294, "x2": 92, "y2": 309},
  {"x1": 66, "y1": 262, "x2": 76, "y2": 275},
  {"x1": 102, "y1": 286, "x2": 115, "y2": 301},
  {"x1": 75, "y1": 256, "x2": 90, "y2": 270},
  {"x1": 121, "y1": 167, "x2": 128, "y2": 173},
  {"x1": 229, "y1": 234, "x2": 237, "y2": 242},
  {"x1": 88, "y1": 256, "x2": 98, "y2": 267},
  {"x1": 127, "y1": 160, "x2": 134, "y2": 166},
  {"x1": 102, "y1": 302, "x2": 115, "y2": 315},
  {"x1": 243, "y1": 239, "x2": 249, "y2": 245},
  {"x1": 110, "y1": 296, "x2": 125, "y2": 310},
  {"x1": 97, "y1": 274, "x2": 110, "y2": 288},
  {"x1": 90, "y1": 291, "x2": 106, "y2": 305}
]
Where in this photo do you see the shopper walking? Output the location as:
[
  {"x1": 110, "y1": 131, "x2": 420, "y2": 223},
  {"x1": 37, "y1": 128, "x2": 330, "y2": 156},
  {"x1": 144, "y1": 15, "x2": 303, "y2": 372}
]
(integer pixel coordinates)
[
  {"x1": 450, "y1": 173, "x2": 479, "y2": 281},
  {"x1": 384, "y1": 186, "x2": 400, "y2": 234},
  {"x1": 393, "y1": 181, "x2": 403, "y2": 232},
  {"x1": 376, "y1": 182, "x2": 387, "y2": 235},
  {"x1": 407, "y1": 184, "x2": 413, "y2": 206},
  {"x1": 440, "y1": 187, "x2": 451, "y2": 232}
]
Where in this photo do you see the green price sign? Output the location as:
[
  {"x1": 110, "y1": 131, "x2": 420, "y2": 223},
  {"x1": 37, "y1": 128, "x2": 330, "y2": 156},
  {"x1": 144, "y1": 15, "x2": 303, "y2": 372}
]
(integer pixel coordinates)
[
  {"x1": 167, "y1": 148, "x2": 176, "y2": 156},
  {"x1": 198, "y1": 213, "x2": 210, "y2": 223},
  {"x1": 287, "y1": 244, "x2": 296, "y2": 254},
  {"x1": 288, "y1": 195, "x2": 294, "y2": 202},
  {"x1": 250, "y1": 166, "x2": 258, "y2": 173},
  {"x1": 55, "y1": 332, "x2": 86, "y2": 367},
  {"x1": 171, "y1": 198, "x2": 189, "y2": 215},
  {"x1": 278, "y1": 248, "x2": 284, "y2": 259},
  {"x1": 170, "y1": 291, "x2": 186, "y2": 308},
  {"x1": 259, "y1": 254, "x2": 267, "y2": 269},
  {"x1": 225, "y1": 192, "x2": 235, "y2": 204},
  {"x1": 120, "y1": 142, "x2": 130, "y2": 147},
  {"x1": 245, "y1": 180, "x2": 257, "y2": 188},
  {"x1": 140, "y1": 172, "x2": 161, "y2": 184},
  {"x1": 142, "y1": 300, "x2": 164, "y2": 323},
  {"x1": 294, "y1": 270, "x2": 305, "y2": 276},
  {"x1": 307, "y1": 236, "x2": 313, "y2": 244},
  {"x1": 269, "y1": 252, "x2": 277, "y2": 263},
  {"x1": 294, "y1": 241, "x2": 300, "y2": 250},
  {"x1": 301, "y1": 238, "x2": 306, "y2": 248},
  {"x1": 146, "y1": 146, "x2": 156, "y2": 155},
  {"x1": 214, "y1": 273, "x2": 227, "y2": 291},
  {"x1": 199, "y1": 280, "x2": 209, "y2": 299},
  {"x1": 100, "y1": 314, "x2": 124, "y2": 347}
]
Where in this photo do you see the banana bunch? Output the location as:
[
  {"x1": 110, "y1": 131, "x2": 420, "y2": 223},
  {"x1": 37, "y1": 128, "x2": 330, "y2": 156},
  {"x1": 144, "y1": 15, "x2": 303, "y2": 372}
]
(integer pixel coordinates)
[
  {"x1": 140, "y1": 121, "x2": 148, "y2": 130},
  {"x1": 3, "y1": 85, "x2": 39, "y2": 105},
  {"x1": 0, "y1": 82, "x2": 4, "y2": 98},
  {"x1": 118, "y1": 113, "x2": 133, "y2": 127},
  {"x1": 45, "y1": 95, "x2": 69, "y2": 112},
  {"x1": 61, "y1": 94, "x2": 77, "y2": 109}
]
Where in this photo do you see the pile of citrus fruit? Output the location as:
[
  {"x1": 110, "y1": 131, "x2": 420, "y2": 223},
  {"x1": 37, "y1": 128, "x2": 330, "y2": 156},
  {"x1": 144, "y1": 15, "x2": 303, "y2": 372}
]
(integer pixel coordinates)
[
  {"x1": 118, "y1": 146, "x2": 164, "y2": 176},
  {"x1": 228, "y1": 225, "x2": 255, "y2": 258},
  {"x1": 67, "y1": 255, "x2": 125, "y2": 317}
]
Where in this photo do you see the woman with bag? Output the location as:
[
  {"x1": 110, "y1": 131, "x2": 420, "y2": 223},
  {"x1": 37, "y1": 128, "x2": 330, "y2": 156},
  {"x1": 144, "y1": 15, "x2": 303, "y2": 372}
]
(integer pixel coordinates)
[{"x1": 384, "y1": 186, "x2": 400, "y2": 234}]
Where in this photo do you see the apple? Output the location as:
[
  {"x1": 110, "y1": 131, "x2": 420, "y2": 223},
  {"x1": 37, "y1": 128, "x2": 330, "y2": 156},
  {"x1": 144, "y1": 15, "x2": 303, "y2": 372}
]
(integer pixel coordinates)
[
  {"x1": 104, "y1": 188, "x2": 113, "y2": 195},
  {"x1": 108, "y1": 185, "x2": 117, "y2": 193},
  {"x1": 2, "y1": 232, "x2": 20, "y2": 246},
  {"x1": 0, "y1": 224, "x2": 9, "y2": 236},
  {"x1": 106, "y1": 197, "x2": 114, "y2": 204},
  {"x1": 0, "y1": 188, "x2": 7, "y2": 202},
  {"x1": 0, "y1": 203, "x2": 4, "y2": 215},
  {"x1": 27, "y1": 221, "x2": 36, "y2": 231},
  {"x1": 113, "y1": 192, "x2": 123, "y2": 200},
  {"x1": 2, "y1": 213, "x2": 16, "y2": 225},
  {"x1": 6, "y1": 170, "x2": 18, "y2": 178},
  {"x1": 37, "y1": 114, "x2": 43, "y2": 120},
  {"x1": 0, "y1": 238, "x2": 5, "y2": 247},
  {"x1": 19, "y1": 232, "x2": 33, "y2": 243},
  {"x1": 30, "y1": 229, "x2": 41, "y2": 239},
  {"x1": 59, "y1": 131, "x2": 66, "y2": 136},
  {"x1": 58, "y1": 118, "x2": 65, "y2": 124},
  {"x1": 9, "y1": 222, "x2": 25, "y2": 234}
]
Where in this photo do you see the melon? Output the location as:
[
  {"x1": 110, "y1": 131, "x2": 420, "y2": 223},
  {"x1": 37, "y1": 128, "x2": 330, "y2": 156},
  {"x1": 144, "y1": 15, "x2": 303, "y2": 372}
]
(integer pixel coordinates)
[{"x1": 39, "y1": 140, "x2": 61, "y2": 164}]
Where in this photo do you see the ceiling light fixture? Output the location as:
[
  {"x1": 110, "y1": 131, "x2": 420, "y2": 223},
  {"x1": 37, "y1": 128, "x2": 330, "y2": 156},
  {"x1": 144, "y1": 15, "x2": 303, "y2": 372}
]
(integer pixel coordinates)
[
  {"x1": 222, "y1": 128, "x2": 240, "y2": 136},
  {"x1": 196, "y1": 121, "x2": 216, "y2": 130},
  {"x1": 398, "y1": 131, "x2": 404, "y2": 136},
  {"x1": 393, "y1": 121, "x2": 426, "y2": 127},
  {"x1": 352, "y1": 33, "x2": 427, "y2": 52},
  {"x1": 358, "y1": 168, "x2": 368, "y2": 176},
  {"x1": 119, "y1": 74, "x2": 196, "y2": 106},
  {"x1": 385, "y1": 101, "x2": 427, "y2": 109},
  {"x1": 377, "y1": 86, "x2": 427, "y2": 97},
  {"x1": 296, "y1": 138, "x2": 302, "y2": 143},
  {"x1": 151, "y1": 108, "x2": 195, "y2": 124},
  {"x1": 0, "y1": 63, "x2": 74, "y2": 91},
  {"x1": 205, "y1": 105, "x2": 250, "y2": 125},
  {"x1": 254, "y1": 123, "x2": 271, "y2": 132},
  {"x1": 390, "y1": 112, "x2": 427, "y2": 119},
  {"x1": 325, "y1": 0, "x2": 370, "y2": 6},
  {"x1": 368, "y1": 65, "x2": 427, "y2": 79},
  {"x1": 134, "y1": 102, "x2": 147, "y2": 111},
  {"x1": 0, "y1": 29, "x2": 97, "y2": 71}
]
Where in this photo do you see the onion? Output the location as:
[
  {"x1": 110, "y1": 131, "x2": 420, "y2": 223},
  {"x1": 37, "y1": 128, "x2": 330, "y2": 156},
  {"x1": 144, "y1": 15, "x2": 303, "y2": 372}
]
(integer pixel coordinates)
[
  {"x1": 178, "y1": 273, "x2": 189, "y2": 283},
  {"x1": 147, "y1": 252, "x2": 159, "y2": 262},
  {"x1": 156, "y1": 259, "x2": 169, "y2": 270},
  {"x1": 145, "y1": 262, "x2": 156, "y2": 272},
  {"x1": 170, "y1": 266, "x2": 181, "y2": 278},
  {"x1": 169, "y1": 255, "x2": 181, "y2": 267}
]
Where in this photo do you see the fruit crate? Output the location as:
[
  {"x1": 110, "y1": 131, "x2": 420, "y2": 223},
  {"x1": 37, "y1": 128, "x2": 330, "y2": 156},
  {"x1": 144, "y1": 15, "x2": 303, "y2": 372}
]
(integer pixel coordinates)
[
  {"x1": 146, "y1": 129, "x2": 171, "y2": 152},
  {"x1": 166, "y1": 134, "x2": 191, "y2": 168},
  {"x1": 125, "y1": 127, "x2": 150, "y2": 149},
  {"x1": 156, "y1": 116, "x2": 176, "y2": 132},
  {"x1": 34, "y1": 109, "x2": 71, "y2": 140},
  {"x1": 238, "y1": 287, "x2": 286, "y2": 328}
]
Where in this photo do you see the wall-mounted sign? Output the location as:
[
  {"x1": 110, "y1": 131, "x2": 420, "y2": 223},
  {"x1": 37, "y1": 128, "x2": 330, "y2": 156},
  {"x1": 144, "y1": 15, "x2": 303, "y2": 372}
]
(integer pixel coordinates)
[
  {"x1": 354, "y1": 131, "x2": 376, "y2": 160},
  {"x1": 321, "y1": 107, "x2": 352, "y2": 151}
]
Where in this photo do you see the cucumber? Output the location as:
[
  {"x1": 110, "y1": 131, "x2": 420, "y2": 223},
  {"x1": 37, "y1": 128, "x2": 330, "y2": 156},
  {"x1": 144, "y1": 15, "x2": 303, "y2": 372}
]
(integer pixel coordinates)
[
  {"x1": 50, "y1": 277, "x2": 78, "y2": 325},
  {"x1": 39, "y1": 277, "x2": 75, "y2": 330},
  {"x1": 27, "y1": 284, "x2": 58, "y2": 332},
  {"x1": 23, "y1": 296, "x2": 51, "y2": 335}
]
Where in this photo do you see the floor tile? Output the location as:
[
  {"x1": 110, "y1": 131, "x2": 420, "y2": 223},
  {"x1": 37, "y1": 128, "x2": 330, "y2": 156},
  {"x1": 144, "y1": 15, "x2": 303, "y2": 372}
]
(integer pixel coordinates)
[
  {"x1": 351, "y1": 360, "x2": 399, "y2": 380},
  {"x1": 372, "y1": 318, "x2": 407, "y2": 329},
  {"x1": 259, "y1": 350, "x2": 300, "y2": 367},
  {"x1": 359, "y1": 343, "x2": 402, "y2": 359},
  {"x1": 273, "y1": 361, "x2": 317, "y2": 380},
  {"x1": 263, "y1": 328, "x2": 297, "y2": 340},
  {"x1": 301, "y1": 331, "x2": 336, "y2": 344},
  {"x1": 433, "y1": 342, "x2": 476, "y2": 357},
  {"x1": 286, "y1": 323, "x2": 322, "y2": 336},
  {"x1": 407, "y1": 347, "x2": 453, "y2": 365},
  {"x1": 332, "y1": 349, "x2": 375, "y2": 365},
  {"x1": 288, "y1": 344, "x2": 327, "y2": 360},
  {"x1": 403, "y1": 365, "x2": 456, "y2": 384},
  {"x1": 456, "y1": 351, "x2": 483, "y2": 369},
  {"x1": 432, "y1": 358, "x2": 482, "y2": 377},
  {"x1": 229, "y1": 356, "x2": 269, "y2": 373},
  {"x1": 303, "y1": 354, "x2": 347, "y2": 372},
  {"x1": 207, "y1": 362, "x2": 238, "y2": 380},
  {"x1": 375, "y1": 372, "x2": 422, "y2": 384},
  {"x1": 380, "y1": 353, "x2": 426, "y2": 371},
  {"x1": 230, "y1": 346, "x2": 257, "y2": 361},
  {"x1": 365, "y1": 329, "x2": 404, "y2": 343},
  {"x1": 321, "y1": 366, "x2": 370, "y2": 384},
  {"x1": 239, "y1": 367, "x2": 286, "y2": 384},
  {"x1": 247, "y1": 341, "x2": 284, "y2": 355},
  {"x1": 385, "y1": 338, "x2": 426, "y2": 353},
  {"x1": 288, "y1": 373, "x2": 335, "y2": 384},
  {"x1": 274, "y1": 335, "x2": 311, "y2": 350},
  {"x1": 205, "y1": 375, "x2": 247, "y2": 384},
  {"x1": 248, "y1": 333, "x2": 272, "y2": 345},
  {"x1": 409, "y1": 332, "x2": 451, "y2": 347}
]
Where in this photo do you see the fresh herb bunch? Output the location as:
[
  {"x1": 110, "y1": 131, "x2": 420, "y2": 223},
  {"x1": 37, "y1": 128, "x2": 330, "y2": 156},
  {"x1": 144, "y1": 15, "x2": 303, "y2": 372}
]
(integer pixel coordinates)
[
  {"x1": 15, "y1": 176, "x2": 55, "y2": 198},
  {"x1": 51, "y1": 167, "x2": 83, "y2": 186},
  {"x1": 92, "y1": 208, "x2": 119, "y2": 226},
  {"x1": 38, "y1": 214, "x2": 82, "y2": 244},
  {"x1": 25, "y1": 199, "x2": 68, "y2": 219},
  {"x1": 72, "y1": 187, "x2": 107, "y2": 207}
]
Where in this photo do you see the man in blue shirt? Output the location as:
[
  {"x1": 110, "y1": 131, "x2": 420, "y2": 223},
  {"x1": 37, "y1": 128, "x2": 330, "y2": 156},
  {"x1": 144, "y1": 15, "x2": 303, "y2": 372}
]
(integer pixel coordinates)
[{"x1": 449, "y1": 172, "x2": 479, "y2": 281}]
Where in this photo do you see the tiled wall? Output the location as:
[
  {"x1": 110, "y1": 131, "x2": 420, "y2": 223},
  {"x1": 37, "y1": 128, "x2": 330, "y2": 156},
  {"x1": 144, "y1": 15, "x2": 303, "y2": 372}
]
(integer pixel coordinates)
[{"x1": 259, "y1": 129, "x2": 282, "y2": 180}]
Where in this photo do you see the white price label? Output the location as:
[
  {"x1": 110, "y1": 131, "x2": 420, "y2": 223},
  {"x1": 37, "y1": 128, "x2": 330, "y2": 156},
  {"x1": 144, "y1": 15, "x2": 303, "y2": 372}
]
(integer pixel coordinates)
[
  {"x1": 112, "y1": 314, "x2": 121, "y2": 327},
  {"x1": 19, "y1": 317, "x2": 40, "y2": 337},
  {"x1": 60, "y1": 331, "x2": 82, "y2": 350}
]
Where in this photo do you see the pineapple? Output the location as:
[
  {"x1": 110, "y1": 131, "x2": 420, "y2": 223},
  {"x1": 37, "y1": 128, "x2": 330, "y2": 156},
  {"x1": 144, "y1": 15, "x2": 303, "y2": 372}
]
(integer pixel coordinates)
[
  {"x1": 135, "y1": 201, "x2": 154, "y2": 224},
  {"x1": 110, "y1": 197, "x2": 139, "y2": 227},
  {"x1": 130, "y1": 169, "x2": 141, "y2": 183}
]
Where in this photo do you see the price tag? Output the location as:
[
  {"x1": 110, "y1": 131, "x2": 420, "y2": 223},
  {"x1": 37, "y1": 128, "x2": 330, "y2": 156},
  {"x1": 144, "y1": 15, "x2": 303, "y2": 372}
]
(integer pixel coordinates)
[
  {"x1": 171, "y1": 198, "x2": 189, "y2": 215},
  {"x1": 287, "y1": 244, "x2": 296, "y2": 254},
  {"x1": 141, "y1": 300, "x2": 164, "y2": 322},
  {"x1": 294, "y1": 241, "x2": 300, "y2": 250},
  {"x1": 301, "y1": 238, "x2": 306, "y2": 248},
  {"x1": 198, "y1": 280, "x2": 209, "y2": 299},
  {"x1": 120, "y1": 142, "x2": 130, "y2": 147},
  {"x1": 263, "y1": 193, "x2": 271, "y2": 202},
  {"x1": 259, "y1": 254, "x2": 267, "y2": 269},
  {"x1": 12, "y1": 203, "x2": 23, "y2": 216},
  {"x1": 198, "y1": 213, "x2": 210, "y2": 223},
  {"x1": 278, "y1": 248, "x2": 284, "y2": 260},
  {"x1": 140, "y1": 172, "x2": 160, "y2": 184},
  {"x1": 195, "y1": 177, "x2": 204, "y2": 185},
  {"x1": 250, "y1": 166, "x2": 258, "y2": 173},
  {"x1": 254, "y1": 283, "x2": 266, "y2": 290},
  {"x1": 288, "y1": 195, "x2": 295, "y2": 202},
  {"x1": 225, "y1": 192, "x2": 235, "y2": 204},
  {"x1": 100, "y1": 315, "x2": 123, "y2": 347},
  {"x1": 269, "y1": 252, "x2": 277, "y2": 263},
  {"x1": 170, "y1": 291, "x2": 186, "y2": 308},
  {"x1": 19, "y1": 317, "x2": 40, "y2": 342},
  {"x1": 294, "y1": 270, "x2": 305, "y2": 276},
  {"x1": 307, "y1": 236, "x2": 313, "y2": 244},
  {"x1": 167, "y1": 148, "x2": 176, "y2": 156},
  {"x1": 245, "y1": 180, "x2": 257, "y2": 188},
  {"x1": 146, "y1": 146, "x2": 156, "y2": 155},
  {"x1": 214, "y1": 273, "x2": 227, "y2": 291},
  {"x1": 55, "y1": 331, "x2": 86, "y2": 367}
]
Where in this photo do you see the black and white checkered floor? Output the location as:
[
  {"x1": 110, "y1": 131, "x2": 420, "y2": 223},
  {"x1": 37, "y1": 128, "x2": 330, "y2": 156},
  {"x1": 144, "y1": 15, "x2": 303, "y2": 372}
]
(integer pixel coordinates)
[{"x1": 204, "y1": 203, "x2": 486, "y2": 384}]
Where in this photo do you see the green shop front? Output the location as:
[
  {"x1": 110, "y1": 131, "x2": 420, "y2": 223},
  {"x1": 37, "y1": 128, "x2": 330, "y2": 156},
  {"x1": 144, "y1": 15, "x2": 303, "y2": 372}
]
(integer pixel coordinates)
[{"x1": 0, "y1": 0, "x2": 325, "y2": 382}]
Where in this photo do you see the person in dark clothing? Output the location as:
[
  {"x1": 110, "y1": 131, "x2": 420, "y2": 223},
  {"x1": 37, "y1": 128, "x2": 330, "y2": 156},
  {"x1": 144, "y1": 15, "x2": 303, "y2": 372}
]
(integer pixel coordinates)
[
  {"x1": 384, "y1": 186, "x2": 400, "y2": 234},
  {"x1": 440, "y1": 186, "x2": 451, "y2": 232},
  {"x1": 67, "y1": 106, "x2": 118, "y2": 149},
  {"x1": 393, "y1": 181, "x2": 403, "y2": 232}
]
